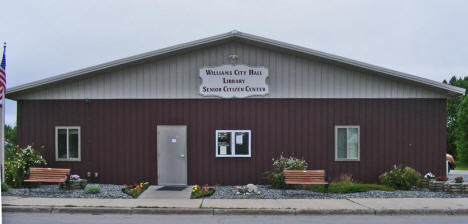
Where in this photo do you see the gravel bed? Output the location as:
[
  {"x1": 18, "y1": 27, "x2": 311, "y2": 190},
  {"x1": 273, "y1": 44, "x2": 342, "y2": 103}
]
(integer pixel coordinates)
[
  {"x1": 2, "y1": 184, "x2": 132, "y2": 199},
  {"x1": 209, "y1": 185, "x2": 468, "y2": 199}
]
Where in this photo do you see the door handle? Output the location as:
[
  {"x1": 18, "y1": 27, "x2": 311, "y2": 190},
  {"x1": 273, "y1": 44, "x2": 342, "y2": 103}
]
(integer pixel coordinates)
[{"x1": 180, "y1": 154, "x2": 185, "y2": 158}]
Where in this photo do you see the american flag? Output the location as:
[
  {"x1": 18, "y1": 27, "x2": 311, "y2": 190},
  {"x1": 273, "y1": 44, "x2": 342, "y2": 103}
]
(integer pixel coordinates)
[{"x1": 0, "y1": 43, "x2": 6, "y2": 101}]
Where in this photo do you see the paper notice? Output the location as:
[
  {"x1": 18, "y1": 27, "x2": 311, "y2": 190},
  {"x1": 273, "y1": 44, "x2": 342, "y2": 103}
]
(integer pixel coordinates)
[
  {"x1": 236, "y1": 134, "x2": 243, "y2": 144},
  {"x1": 220, "y1": 146, "x2": 227, "y2": 155}
]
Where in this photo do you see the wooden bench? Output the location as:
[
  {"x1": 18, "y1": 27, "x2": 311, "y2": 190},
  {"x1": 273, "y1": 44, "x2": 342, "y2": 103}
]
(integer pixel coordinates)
[
  {"x1": 24, "y1": 168, "x2": 71, "y2": 183},
  {"x1": 282, "y1": 170, "x2": 329, "y2": 193}
]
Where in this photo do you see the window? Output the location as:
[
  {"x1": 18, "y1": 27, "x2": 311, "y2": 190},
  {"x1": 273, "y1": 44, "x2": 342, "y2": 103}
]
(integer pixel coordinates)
[
  {"x1": 55, "y1": 126, "x2": 81, "y2": 161},
  {"x1": 216, "y1": 130, "x2": 251, "y2": 157},
  {"x1": 335, "y1": 126, "x2": 359, "y2": 161}
]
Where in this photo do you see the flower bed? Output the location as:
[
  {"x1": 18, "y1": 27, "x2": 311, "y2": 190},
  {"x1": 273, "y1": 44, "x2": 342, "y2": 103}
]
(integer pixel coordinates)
[
  {"x1": 418, "y1": 178, "x2": 430, "y2": 189},
  {"x1": 444, "y1": 182, "x2": 463, "y2": 193},
  {"x1": 429, "y1": 180, "x2": 446, "y2": 191},
  {"x1": 122, "y1": 182, "x2": 149, "y2": 198},
  {"x1": 191, "y1": 184, "x2": 216, "y2": 199},
  {"x1": 428, "y1": 176, "x2": 448, "y2": 192}
]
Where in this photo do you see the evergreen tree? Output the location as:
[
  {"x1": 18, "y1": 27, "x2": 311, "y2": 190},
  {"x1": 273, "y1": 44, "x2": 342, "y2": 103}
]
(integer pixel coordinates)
[
  {"x1": 4, "y1": 124, "x2": 17, "y2": 146},
  {"x1": 443, "y1": 76, "x2": 468, "y2": 158},
  {"x1": 456, "y1": 96, "x2": 468, "y2": 163}
]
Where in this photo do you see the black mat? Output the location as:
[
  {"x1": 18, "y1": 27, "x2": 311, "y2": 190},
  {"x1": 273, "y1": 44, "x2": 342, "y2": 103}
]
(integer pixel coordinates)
[{"x1": 157, "y1": 186, "x2": 187, "y2": 191}]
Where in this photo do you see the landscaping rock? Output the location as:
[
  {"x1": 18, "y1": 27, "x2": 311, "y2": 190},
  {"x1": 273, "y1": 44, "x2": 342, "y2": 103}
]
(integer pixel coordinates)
[
  {"x1": 246, "y1": 184, "x2": 259, "y2": 194},
  {"x1": 463, "y1": 183, "x2": 468, "y2": 194},
  {"x1": 444, "y1": 183, "x2": 463, "y2": 193},
  {"x1": 59, "y1": 179, "x2": 88, "y2": 190},
  {"x1": 429, "y1": 181, "x2": 446, "y2": 192},
  {"x1": 209, "y1": 185, "x2": 468, "y2": 199},
  {"x1": 418, "y1": 179, "x2": 430, "y2": 189},
  {"x1": 2, "y1": 184, "x2": 131, "y2": 199}
]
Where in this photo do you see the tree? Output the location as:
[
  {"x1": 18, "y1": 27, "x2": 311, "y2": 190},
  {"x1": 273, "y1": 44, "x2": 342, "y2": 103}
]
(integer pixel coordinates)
[
  {"x1": 456, "y1": 96, "x2": 468, "y2": 164},
  {"x1": 443, "y1": 76, "x2": 468, "y2": 158},
  {"x1": 4, "y1": 124, "x2": 17, "y2": 160},
  {"x1": 4, "y1": 124, "x2": 17, "y2": 146}
]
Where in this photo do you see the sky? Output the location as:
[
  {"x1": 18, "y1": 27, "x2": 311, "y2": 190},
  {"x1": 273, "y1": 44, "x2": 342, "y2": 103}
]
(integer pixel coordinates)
[{"x1": 1, "y1": 0, "x2": 468, "y2": 126}]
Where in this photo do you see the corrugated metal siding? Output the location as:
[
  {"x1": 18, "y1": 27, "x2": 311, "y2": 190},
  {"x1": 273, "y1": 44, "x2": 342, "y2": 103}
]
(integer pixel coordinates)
[
  {"x1": 15, "y1": 42, "x2": 445, "y2": 99},
  {"x1": 17, "y1": 98, "x2": 446, "y2": 184}
]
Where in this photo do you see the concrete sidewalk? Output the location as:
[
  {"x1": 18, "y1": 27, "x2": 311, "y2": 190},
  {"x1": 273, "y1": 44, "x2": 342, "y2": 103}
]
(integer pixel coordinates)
[
  {"x1": 137, "y1": 186, "x2": 192, "y2": 199},
  {"x1": 3, "y1": 196, "x2": 468, "y2": 215}
]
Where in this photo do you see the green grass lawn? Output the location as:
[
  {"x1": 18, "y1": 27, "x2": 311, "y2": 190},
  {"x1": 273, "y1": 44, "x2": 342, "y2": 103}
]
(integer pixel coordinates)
[
  {"x1": 455, "y1": 161, "x2": 468, "y2": 170},
  {"x1": 309, "y1": 182, "x2": 395, "y2": 194}
]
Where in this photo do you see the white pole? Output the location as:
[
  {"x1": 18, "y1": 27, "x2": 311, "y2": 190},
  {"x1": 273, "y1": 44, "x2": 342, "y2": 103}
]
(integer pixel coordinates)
[
  {"x1": 446, "y1": 160, "x2": 449, "y2": 177},
  {"x1": 1, "y1": 96, "x2": 4, "y2": 181}
]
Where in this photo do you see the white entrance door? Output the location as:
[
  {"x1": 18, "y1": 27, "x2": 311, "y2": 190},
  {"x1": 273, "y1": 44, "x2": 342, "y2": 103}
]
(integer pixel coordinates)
[{"x1": 157, "y1": 125, "x2": 187, "y2": 185}]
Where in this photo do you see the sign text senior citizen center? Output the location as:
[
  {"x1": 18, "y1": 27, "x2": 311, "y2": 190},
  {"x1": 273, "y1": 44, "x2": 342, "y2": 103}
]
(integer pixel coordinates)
[{"x1": 199, "y1": 65, "x2": 269, "y2": 98}]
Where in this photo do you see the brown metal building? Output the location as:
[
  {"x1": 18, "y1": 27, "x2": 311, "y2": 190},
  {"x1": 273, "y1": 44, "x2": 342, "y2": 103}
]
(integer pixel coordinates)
[{"x1": 6, "y1": 31, "x2": 465, "y2": 185}]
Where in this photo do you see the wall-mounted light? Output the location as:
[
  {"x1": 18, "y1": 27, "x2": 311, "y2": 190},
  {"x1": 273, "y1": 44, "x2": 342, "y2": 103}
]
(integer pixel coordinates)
[
  {"x1": 228, "y1": 54, "x2": 239, "y2": 64},
  {"x1": 228, "y1": 54, "x2": 238, "y2": 60}
]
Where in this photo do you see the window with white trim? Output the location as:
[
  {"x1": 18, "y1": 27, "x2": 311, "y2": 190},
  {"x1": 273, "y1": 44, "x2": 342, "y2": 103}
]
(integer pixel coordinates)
[
  {"x1": 216, "y1": 130, "x2": 251, "y2": 157},
  {"x1": 335, "y1": 126, "x2": 360, "y2": 161},
  {"x1": 55, "y1": 126, "x2": 81, "y2": 161}
]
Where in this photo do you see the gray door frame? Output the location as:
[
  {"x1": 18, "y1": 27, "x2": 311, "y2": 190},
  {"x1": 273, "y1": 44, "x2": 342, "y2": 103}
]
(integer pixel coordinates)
[{"x1": 157, "y1": 125, "x2": 187, "y2": 186}]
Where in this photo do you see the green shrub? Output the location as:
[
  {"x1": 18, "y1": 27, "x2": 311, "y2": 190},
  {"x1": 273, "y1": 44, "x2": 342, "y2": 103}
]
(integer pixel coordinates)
[
  {"x1": 5, "y1": 145, "x2": 47, "y2": 188},
  {"x1": 1, "y1": 182, "x2": 8, "y2": 192},
  {"x1": 310, "y1": 183, "x2": 394, "y2": 193},
  {"x1": 379, "y1": 165, "x2": 421, "y2": 190},
  {"x1": 265, "y1": 172, "x2": 283, "y2": 189},
  {"x1": 334, "y1": 173, "x2": 354, "y2": 185},
  {"x1": 265, "y1": 154, "x2": 308, "y2": 189},
  {"x1": 84, "y1": 184, "x2": 101, "y2": 194}
]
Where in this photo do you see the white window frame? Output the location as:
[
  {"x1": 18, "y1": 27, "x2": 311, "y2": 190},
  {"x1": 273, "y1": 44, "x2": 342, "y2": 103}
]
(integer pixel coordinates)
[
  {"x1": 334, "y1": 126, "x2": 360, "y2": 161},
  {"x1": 215, "y1": 130, "x2": 251, "y2": 157},
  {"x1": 55, "y1": 126, "x2": 81, "y2": 161}
]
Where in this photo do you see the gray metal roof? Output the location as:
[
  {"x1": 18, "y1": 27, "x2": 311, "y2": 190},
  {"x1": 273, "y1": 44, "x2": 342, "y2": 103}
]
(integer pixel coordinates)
[{"x1": 6, "y1": 30, "x2": 465, "y2": 99}]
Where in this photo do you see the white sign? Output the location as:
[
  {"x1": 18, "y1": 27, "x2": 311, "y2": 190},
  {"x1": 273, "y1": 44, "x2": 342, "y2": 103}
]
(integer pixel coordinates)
[
  {"x1": 236, "y1": 134, "x2": 243, "y2": 144},
  {"x1": 220, "y1": 146, "x2": 227, "y2": 155},
  {"x1": 199, "y1": 64, "x2": 269, "y2": 98}
]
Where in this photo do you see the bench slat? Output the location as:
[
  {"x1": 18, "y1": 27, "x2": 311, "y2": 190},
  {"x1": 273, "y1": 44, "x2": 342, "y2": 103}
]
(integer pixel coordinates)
[
  {"x1": 285, "y1": 179, "x2": 326, "y2": 181},
  {"x1": 283, "y1": 170, "x2": 328, "y2": 186},
  {"x1": 29, "y1": 172, "x2": 68, "y2": 175},
  {"x1": 24, "y1": 179, "x2": 66, "y2": 183},
  {"x1": 28, "y1": 172, "x2": 69, "y2": 175},
  {"x1": 24, "y1": 168, "x2": 70, "y2": 183},
  {"x1": 285, "y1": 181, "x2": 328, "y2": 185}
]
